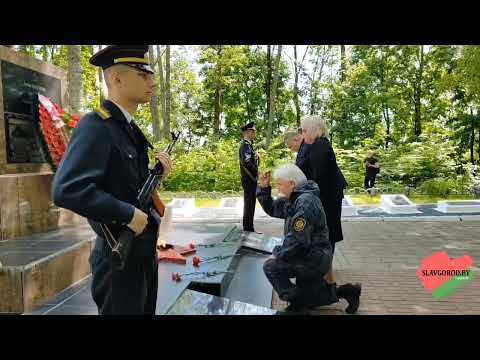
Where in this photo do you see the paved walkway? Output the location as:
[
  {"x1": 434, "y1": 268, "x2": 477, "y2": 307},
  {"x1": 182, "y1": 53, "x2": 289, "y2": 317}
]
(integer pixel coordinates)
[
  {"x1": 257, "y1": 220, "x2": 480, "y2": 315},
  {"x1": 26, "y1": 217, "x2": 480, "y2": 315}
]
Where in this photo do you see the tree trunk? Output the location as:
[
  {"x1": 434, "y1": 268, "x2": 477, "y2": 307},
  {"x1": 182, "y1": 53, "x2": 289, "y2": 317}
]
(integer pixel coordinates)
[
  {"x1": 67, "y1": 45, "x2": 83, "y2": 114},
  {"x1": 265, "y1": 45, "x2": 272, "y2": 121},
  {"x1": 213, "y1": 45, "x2": 223, "y2": 133},
  {"x1": 50, "y1": 45, "x2": 57, "y2": 62},
  {"x1": 309, "y1": 47, "x2": 327, "y2": 115},
  {"x1": 380, "y1": 51, "x2": 390, "y2": 149},
  {"x1": 41, "y1": 46, "x2": 49, "y2": 62},
  {"x1": 340, "y1": 45, "x2": 346, "y2": 83},
  {"x1": 243, "y1": 75, "x2": 252, "y2": 120},
  {"x1": 164, "y1": 45, "x2": 171, "y2": 139},
  {"x1": 156, "y1": 45, "x2": 167, "y2": 139},
  {"x1": 148, "y1": 46, "x2": 161, "y2": 141},
  {"x1": 471, "y1": 108, "x2": 475, "y2": 165},
  {"x1": 292, "y1": 45, "x2": 302, "y2": 127},
  {"x1": 309, "y1": 52, "x2": 320, "y2": 115},
  {"x1": 384, "y1": 106, "x2": 391, "y2": 148},
  {"x1": 414, "y1": 45, "x2": 424, "y2": 137},
  {"x1": 97, "y1": 45, "x2": 105, "y2": 103},
  {"x1": 338, "y1": 45, "x2": 347, "y2": 143},
  {"x1": 309, "y1": 65, "x2": 319, "y2": 115},
  {"x1": 266, "y1": 45, "x2": 282, "y2": 147},
  {"x1": 329, "y1": 118, "x2": 334, "y2": 144},
  {"x1": 214, "y1": 87, "x2": 221, "y2": 132}
]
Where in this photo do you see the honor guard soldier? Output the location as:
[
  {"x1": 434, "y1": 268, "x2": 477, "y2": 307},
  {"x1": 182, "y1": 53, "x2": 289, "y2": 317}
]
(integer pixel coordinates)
[
  {"x1": 52, "y1": 45, "x2": 172, "y2": 315},
  {"x1": 239, "y1": 121, "x2": 260, "y2": 233}
]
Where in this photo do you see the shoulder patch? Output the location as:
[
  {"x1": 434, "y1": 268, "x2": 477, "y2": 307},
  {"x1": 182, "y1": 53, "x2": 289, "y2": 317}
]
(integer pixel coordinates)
[
  {"x1": 293, "y1": 218, "x2": 306, "y2": 232},
  {"x1": 95, "y1": 106, "x2": 112, "y2": 120}
]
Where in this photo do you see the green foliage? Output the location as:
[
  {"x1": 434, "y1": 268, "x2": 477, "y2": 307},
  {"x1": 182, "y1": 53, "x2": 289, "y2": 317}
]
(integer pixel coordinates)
[
  {"x1": 80, "y1": 45, "x2": 101, "y2": 110},
  {"x1": 457, "y1": 46, "x2": 480, "y2": 100},
  {"x1": 161, "y1": 139, "x2": 242, "y2": 191},
  {"x1": 197, "y1": 45, "x2": 294, "y2": 139},
  {"x1": 418, "y1": 178, "x2": 466, "y2": 196},
  {"x1": 155, "y1": 133, "x2": 294, "y2": 192},
  {"x1": 16, "y1": 44, "x2": 480, "y2": 194},
  {"x1": 334, "y1": 125, "x2": 464, "y2": 191}
]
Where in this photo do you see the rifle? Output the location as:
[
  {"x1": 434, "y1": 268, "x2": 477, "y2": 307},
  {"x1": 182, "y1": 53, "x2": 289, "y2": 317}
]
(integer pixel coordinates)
[{"x1": 102, "y1": 131, "x2": 180, "y2": 270}]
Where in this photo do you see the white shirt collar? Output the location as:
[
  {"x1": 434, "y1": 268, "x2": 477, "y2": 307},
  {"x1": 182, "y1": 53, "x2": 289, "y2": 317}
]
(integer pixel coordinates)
[{"x1": 111, "y1": 100, "x2": 133, "y2": 123}]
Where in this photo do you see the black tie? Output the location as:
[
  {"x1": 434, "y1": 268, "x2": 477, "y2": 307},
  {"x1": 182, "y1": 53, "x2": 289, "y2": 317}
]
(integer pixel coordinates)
[{"x1": 125, "y1": 120, "x2": 139, "y2": 145}]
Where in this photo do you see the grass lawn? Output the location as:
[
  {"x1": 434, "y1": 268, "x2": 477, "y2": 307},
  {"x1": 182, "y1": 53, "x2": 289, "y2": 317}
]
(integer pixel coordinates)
[
  {"x1": 161, "y1": 197, "x2": 221, "y2": 208},
  {"x1": 195, "y1": 198, "x2": 221, "y2": 207},
  {"x1": 350, "y1": 194, "x2": 475, "y2": 205},
  {"x1": 160, "y1": 194, "x2": 476, "y2": 208}
]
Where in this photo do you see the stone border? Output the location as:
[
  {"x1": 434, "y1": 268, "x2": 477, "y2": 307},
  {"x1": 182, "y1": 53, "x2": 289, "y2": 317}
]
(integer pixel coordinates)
[{"x1": 341, "y1": 215, "x2": 480, "y2": 222}]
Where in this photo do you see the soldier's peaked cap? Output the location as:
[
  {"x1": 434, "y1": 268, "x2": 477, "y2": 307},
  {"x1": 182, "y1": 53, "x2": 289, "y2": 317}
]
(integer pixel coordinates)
[
  {"x1": 89, "y1": 45, "x2": 154, "y2": 74},
  {"x1": 241, "y1": 122, "x2": 256, "y2": 131}
]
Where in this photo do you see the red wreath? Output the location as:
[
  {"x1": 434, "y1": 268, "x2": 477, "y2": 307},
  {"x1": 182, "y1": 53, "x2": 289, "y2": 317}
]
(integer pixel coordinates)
[{"x1": 37, "y1": 94, "x2": 80, "y2": 167}]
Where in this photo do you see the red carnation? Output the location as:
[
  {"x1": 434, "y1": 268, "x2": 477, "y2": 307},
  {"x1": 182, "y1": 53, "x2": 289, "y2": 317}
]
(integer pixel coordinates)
[{"x1": 192, "y1": 256, "x2": 201, "y2": 267}]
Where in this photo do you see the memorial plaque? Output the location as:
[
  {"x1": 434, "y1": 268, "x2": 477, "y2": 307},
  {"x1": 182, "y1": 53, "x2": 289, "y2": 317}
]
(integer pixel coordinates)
[
  {"x1": 341, "y1": 195, "x2": 358, "y2": 217},
  {"x1": 167, "y1": 289, "x2": 278, "y2": 315},
  {"x1": 379, "y1": 194, "x2": 419, "y2": 214},
  {"x1": 241, "y1": 232, "x2": 283, "y2": 254},
  {"x1": 391, "y1": 195, "x2": 409, "y2": 205},
  {"x1": 436, "y1": 200, "x2": 480, "y2": 214},
  {"x1": 168, "y1": 198, "x2": 197, "y2": 217},
  {"x1": 171, "y1": 199, "x2": 187, "y2": 208},
  {"x1": 223, "y1": 199, "x2": 237, "y2": 208}
]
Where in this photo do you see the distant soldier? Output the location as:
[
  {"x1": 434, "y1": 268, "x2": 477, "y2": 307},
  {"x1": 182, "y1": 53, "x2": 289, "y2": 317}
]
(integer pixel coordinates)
[{"x1": 239, "y1": 121, "x2": 260, "y2": 233}]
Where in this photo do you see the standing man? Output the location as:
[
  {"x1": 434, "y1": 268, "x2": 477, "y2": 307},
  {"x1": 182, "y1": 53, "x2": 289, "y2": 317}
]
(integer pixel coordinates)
[
  {"x1": 52, "y1": 45, "x2": 172, "y2": 315},
  {"x1": 239, "y1": 121, "x2": 259, "y2": 233},
  {"x1": 364, "y1": 150, "x2": 380, "y2": 190},
  {"x1": 285, "y1": 128, "x2": 311, "y2": 179}
]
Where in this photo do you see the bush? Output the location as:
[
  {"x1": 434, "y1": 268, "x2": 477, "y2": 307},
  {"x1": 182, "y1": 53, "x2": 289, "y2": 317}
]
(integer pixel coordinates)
[
  {"x1": 162, "y1": 139, "x2": 242, "y2": 192},
  {"x1": 148, "y1": 126, "x2": 467, "y2": 193},
  {"x1": 418, "y1": 178, "x2": 458, "y2": 196},
  {"x1": 335, "y1": 129, "x2": 461, "y2": 190}
]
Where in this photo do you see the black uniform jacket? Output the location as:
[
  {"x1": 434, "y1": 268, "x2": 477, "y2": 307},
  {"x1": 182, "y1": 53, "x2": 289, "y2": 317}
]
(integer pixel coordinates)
[{"x1": 52, "y1": 100, "x2": 159, "y2": 256}]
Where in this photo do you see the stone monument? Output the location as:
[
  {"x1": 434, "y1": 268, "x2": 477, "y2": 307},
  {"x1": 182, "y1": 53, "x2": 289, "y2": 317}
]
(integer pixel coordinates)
[{"x1": 0, "y1": 46, "x2": 68, "y2": 240}]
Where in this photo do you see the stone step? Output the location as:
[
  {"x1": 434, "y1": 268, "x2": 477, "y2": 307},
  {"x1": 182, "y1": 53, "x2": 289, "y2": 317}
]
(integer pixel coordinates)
[{"x1": 0, "y1": 224, "x2": 95, "y2": 313}]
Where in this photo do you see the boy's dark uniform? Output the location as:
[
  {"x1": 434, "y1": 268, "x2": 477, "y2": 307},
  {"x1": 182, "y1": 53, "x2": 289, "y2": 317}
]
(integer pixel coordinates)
[
  {"x1": 52, "y1": 46, "x2": 161, "y2": 315},
  {"x1": 239, "y1": 122, "x2": 259, "y2": 232}
]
